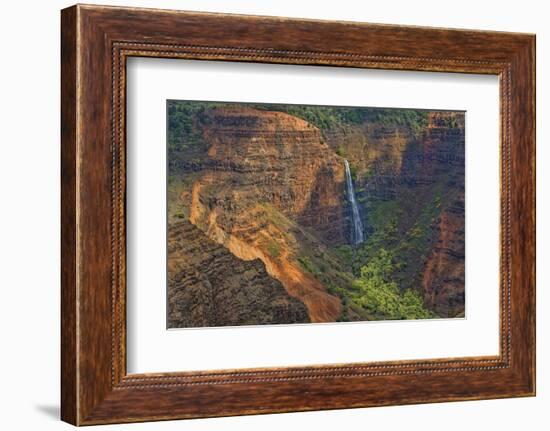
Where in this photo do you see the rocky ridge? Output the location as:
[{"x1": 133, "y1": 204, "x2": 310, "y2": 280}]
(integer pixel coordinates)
[
  {"x1": 167, "y1": 220, "x2": 309, "y2": 328},
  {"x1": 186, "y1": 107, "x2": 344, "y2": 322}
]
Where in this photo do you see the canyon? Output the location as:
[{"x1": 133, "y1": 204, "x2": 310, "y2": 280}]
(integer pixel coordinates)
[
  {"x1": 167, "y1": 102, "x2": 465, "y2": 327},
  {"x1": 324, "y1": 110, "x2": 465, "y2": 317}
]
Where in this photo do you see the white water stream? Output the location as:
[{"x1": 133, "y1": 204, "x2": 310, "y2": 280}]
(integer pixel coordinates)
[{"x1": 344, "y1": 159, "x2": 365, "y2": 245}]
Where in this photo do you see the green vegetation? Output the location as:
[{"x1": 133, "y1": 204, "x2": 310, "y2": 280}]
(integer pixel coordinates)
[
  {"x1": 366, "y1": 200, "x2": 401, "y2": 232},
  {"x1": 297, "y1": 255, "x2": 317, "y2": 275},
  {"x1": 259, "y1": 104, "x2": 430, "y2": 135},
  {"x1": 167, "y1": 100, "x2": 227, "y2": 158},
  {"x1": 168, "y1": 101, "x2": 204, "y2": 153},
  {"x1": 267, "y1": 241, "x2": 281, "y2": 258},
  {"x1": 352, "y1": 249, "x2": 434, "y2": 320},
  {"x1": 335, "y1": 145, "x2": 347, "y2": 158},
  {"x1": 327, "y1": 149, "x2": 459, "y2": 320},
  {"x1": 359, "y1": 108, "x2": 429, "y2": 135},
  {"x1": 346, "y1": 184, "x2": 448, "y2": 294}
]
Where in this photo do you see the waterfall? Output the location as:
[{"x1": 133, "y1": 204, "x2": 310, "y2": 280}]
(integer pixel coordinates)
[{"x1": 344, "y1": 159, "x2": 365, "y2": 245}]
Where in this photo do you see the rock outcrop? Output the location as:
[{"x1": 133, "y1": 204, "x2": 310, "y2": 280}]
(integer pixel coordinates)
[
  {"x1": 422, "y1": 195, "x2": 465, "y2": 317},
  {"x1": 167, "y1": 220, "x2": 309, "y2": 328},
  {"x1": 180, "y1": 107, "x2": 344, "y2": 322},
  {"x1": 419, "y1": 113, "x2": 465, "y2": 316},
  {"x1": 199, "y1": 106, "x2": 346, "y2": 244}
]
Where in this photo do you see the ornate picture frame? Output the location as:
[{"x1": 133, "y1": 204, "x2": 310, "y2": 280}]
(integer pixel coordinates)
[{"x1": 61, "y1": 4, "x2": 535, "y2": 425}]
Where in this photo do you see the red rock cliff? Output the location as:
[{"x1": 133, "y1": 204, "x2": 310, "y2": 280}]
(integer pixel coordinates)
[{"x1": 185, "y1": 107, "x2": 345, "y2": 322}]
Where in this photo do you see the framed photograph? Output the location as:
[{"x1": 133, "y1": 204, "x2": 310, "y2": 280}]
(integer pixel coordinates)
[{"x1": 61, "y1": 4, "x2": 535, "y2": 425}]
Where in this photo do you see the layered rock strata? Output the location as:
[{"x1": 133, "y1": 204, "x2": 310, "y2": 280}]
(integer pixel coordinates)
[
  {"x1": 175, "y1": 107, "x2": 345, "y2": 322},
  {"x1": 167, "y1": 220, "x2": 309, "y2": 328}
]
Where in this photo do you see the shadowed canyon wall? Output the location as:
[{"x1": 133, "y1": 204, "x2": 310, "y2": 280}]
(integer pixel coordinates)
[{"x1": 324, "y1": 111, "x2": 465, "y2": 317}]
